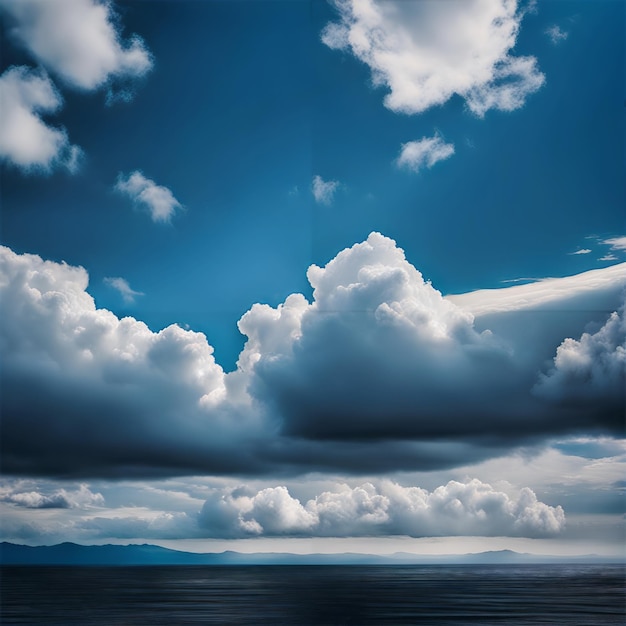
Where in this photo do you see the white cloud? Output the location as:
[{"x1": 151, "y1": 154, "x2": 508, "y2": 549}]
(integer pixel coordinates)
[
  {"x1": 570, "y1": 249, "x2": 591, "y2": 255},
  {"x1": 240, "y1": 233, "x2": 625, "y2": 443},
  {"x1": 600, "y1": 254, "x2": 618, "y2": 262},
  {"x1": 0, "y1": 244, "x2": 254, "y2": 477},
  {"x1": 321, "y1": 0, "x2": 544, "y2": 117},
  {"x1": 116, "y1": 171, "x2": 182, "y2": 222},
  {"x1": 448, "y1": 263, "x2": 626, "y2": 316},
  {"x1": 2, "y1": 484, "x2": 104, "y2": 509},
  {"x1": 0, "y1": 66, "x2": 82, "y2": 172},
  {"x1": 0, "y1": 0, "x2": 152, "y2": 92},
  {"x1": 534, "y1": 305, "x2": 626, "y2": 409},
  {"x1": 199, "y1": 480, "x2": 565, "y2": 538},
  {"x1": 545, "y1": 25, "x2": 568, "y2": 45},
  {"x1": 104, "y1": 276, "x2": 144, "y2": 304},
  {"x1": 396, "y1": 135, "x2": 455, "y2": 173},
  {"x1": 312, "y1": 175, "x2": 339, "y2": 205},
  {"x1": 1, "y1": 237, "x2": 624, "y2": 478},
  {"x1": 603, "y1": 236, "x2": 626, "y2": 252}
]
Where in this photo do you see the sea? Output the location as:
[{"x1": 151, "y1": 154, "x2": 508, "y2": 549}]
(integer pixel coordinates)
[{"x1": 1, "y1": 564, "x2": 624, "y2": 625}]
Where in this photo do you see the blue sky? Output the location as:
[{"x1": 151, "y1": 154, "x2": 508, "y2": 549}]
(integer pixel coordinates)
[{"x1": 0, "y1": 0, "x2": 624, "y2": 556}]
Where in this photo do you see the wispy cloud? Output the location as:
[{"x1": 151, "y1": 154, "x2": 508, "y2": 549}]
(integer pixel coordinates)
[
  {"x1": 104, "y1": 277, "x2": 144, "y2": 304},
  {"x1": 396, "y1": 135, "x2": 454, "y2": 173},
  {"x1": 545, "y1": 25, "x2": 569, "y2": 45},
  {"x1": 2, "y1": 484, "x2": 103, "y2": 510},
  {"x1": 570, "y1": 248, "x2": 591, "y2": 255},
  {"x1": 116, "y1": 171, "x2": 182, "y2": 223},
  {"x1": 0, "y1": 66, "x2": 82, "y2": 172},
  {"x1": 312, "y1": 175, "x2": 339, "y2": 205},
  {"x1": 599, "y1": 254, "x2": 618, "y2": 262},
  {"x1": 603, "y1": 236, "x2": 626, "y2": 251},
  {"x1": 322, "y1": 0, "x2": 544, "y2": 117}
]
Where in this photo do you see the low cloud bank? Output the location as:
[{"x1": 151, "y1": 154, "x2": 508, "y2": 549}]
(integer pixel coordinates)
[
  {"x1": 199, "y1": 480, "x2": 565, "y2": 538},
  {"x1": 1, "y1": 233, "x2": 624, "y2": 477}
]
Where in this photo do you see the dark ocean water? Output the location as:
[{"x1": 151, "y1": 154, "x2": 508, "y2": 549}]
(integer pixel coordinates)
[{"x1": 1, "y1": 564, "x2": 624, "y2": 625}]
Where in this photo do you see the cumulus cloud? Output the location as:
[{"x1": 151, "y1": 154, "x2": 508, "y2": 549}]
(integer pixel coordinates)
[
  {"x1": 104, "y1": 276, "x2": 144, "y2": 304},
  {"x1": 312, "y1": 175, "x2": 340, "y2": 205},
  {"x1": 0, "y1": 66, "x2": 82, "y2": 172},
  {"x1": 1, "y1": 237, "x2": 624, "y2": 477},
  {"x1": 198, "y1": 480, "x2": 564, "y2": 538},
  {"x1": 240, "y1": 233, "x2": 625, "y2": 442},
  {"x1": 0, "y1": 0, "x2": 152, "y2": 93},
  {"x1": 2, "y1": 484, "x2": 104, "y2": 509},
  {"x1": 0, "y1": 244, "x2": 264, "y2": 477},
  {"x1": 534, "y1": 305, "x2": 626, "y2": 417},
  {"x1": 545, "y1": 25, "x2": 568, "y2": 45},
  {"x1": 396, "y1": 135, "x2": 455, "y2": 173},
  {"x1": 115, "y1": 171, "x2": 182, "y2": 222},
  {"x1": 321, "y1": 0, "x2": 544, "y2": 117}
]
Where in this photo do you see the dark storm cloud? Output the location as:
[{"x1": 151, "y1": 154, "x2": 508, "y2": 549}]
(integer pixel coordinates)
[{"x1": 1, "y1": 237, "x2": 624, "y2": 478}]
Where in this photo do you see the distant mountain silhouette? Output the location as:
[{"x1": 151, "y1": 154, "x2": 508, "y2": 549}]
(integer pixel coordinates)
[{"x1": 0, "y1": 542, "x2": 621, "y2": 566}]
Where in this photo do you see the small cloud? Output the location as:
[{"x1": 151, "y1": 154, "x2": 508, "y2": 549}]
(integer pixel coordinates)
[
  {"x1": 396, "y1": 134, "x2": 455, "y2": 174},
  {"x1": 2, "y1": 484, "x2": 104, "y2": 509},
  {"x1": 312, "y1": 175, "x2": 339, "y2": 205},
  {"x1": 115, "y1": 171, "x2": 182, "y2": 223},
  {"x1": 500, "y1": 277, "x2": 543, "y2": 285},
  {"x1": 0, "y1": 66, "x2": 82, "y2": 173},
  {"x1": 288, "y1": 185, "x2": 299, "y2": 197},
  {"x1": 545, "y1": 25, "x2": 568, "y2": 45},
  {"x1": 570, "y1": 249, "x2": 592, "y2": 255},
  {"x1": 599, "y1": 254, "x2": 618, "y2": 262},
  {"x1": 104, "y1": 276, "x2": 144, "y2": 304},
  {"x1": 603, "y1": 236, "x2": 626, "y2": 252}
]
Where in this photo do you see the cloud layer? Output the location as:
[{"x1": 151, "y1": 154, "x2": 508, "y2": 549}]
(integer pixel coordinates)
[
  {"x1": 199, "y1": 480, "x2": 565, "y2": 538},
  {"x1": 1, "y1": 235, "x2": 624, "y2": 477},
  {"x1": 321, "y1": 0, "x2": 544, "y2": 117},
  {"x1": 116, "y1": 171, "x2": 182, "y2": 222}
]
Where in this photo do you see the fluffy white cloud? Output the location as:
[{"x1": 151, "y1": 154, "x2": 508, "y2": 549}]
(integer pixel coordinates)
[
  {"x1": 0, "y1": 66, "x2": 81, "y2": 172},
  {"x1": 396, "y1": 135, "x2": 455, "y2": 173},
  {"x1": 1, "y1": 484, "x2": 104, "y2": 509},
  {"x1": 199, "y1": 480, "x2": 565, "y2": 538},
  {"x1": 0, "y1": 0, "x2": 152, "y2": 92},
  {"x1": 321, "y1": 0, "x2": 544, "y2": 117},
  {"x1": 0, "y1": 245, "x2": 265, "y2": 476},
  {"x1": 115, "y1": 171, "x2": 182, "y2": 222},
  {"x1": 240, "y1": 233, "x2": 625, "y2": 442},
  {"x1": 104, "y1": 276, "x2": 144, "y2": 304},
  {"x1": 545, "y1": 25, "x2": 568, "y2": 45},
  {"x1": 312, "y1": 175, "x2": 340, "y2": 205},
  {"x1": 1, "y1": 236, "x2": 624, "y2": 477},
  {"x1": 535, "y1": 306, "x2": 625, "y2": 410}
]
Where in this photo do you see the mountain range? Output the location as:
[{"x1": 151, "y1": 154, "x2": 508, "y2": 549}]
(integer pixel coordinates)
[{"x1": 1, "y1": 543, "x2": 622, "y2": 566}]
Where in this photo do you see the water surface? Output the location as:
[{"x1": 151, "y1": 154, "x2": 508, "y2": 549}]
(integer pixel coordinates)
[{"x1": 2, "y1": 564, "x2": 624, "y2": 625}]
